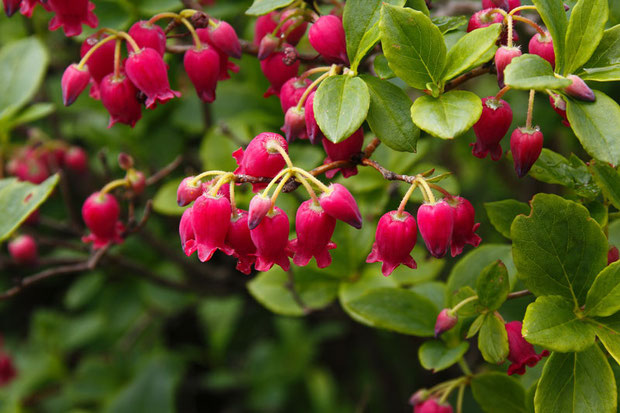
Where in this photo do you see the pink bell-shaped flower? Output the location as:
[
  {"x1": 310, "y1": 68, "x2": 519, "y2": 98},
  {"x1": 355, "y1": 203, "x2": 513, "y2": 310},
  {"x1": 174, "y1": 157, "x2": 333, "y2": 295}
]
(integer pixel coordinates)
[
  {"x1": 417, "y1": 200, "x2": 455, "y2": 258},
  {"x1": 225, "y1": 210, "x2": 257, "y2": 275},
  {"x1": 472, "y1": 97, "x2": 512, "y2": 161},
  {"x1": 81, "y1": 192, "x2": 124, "y2": 249},
  {"x1": 179, "y1": 207, "x2": 197, "y2": 257},
  {"x1": 253, "y1": 11, "x2": 279, "y2": 46},
  {"x1": 319, "y1": 183, "x2": 362, "y2": 229},
  {"x1": 248, "y1": 195, "x2": 273, "y2": 230},
  {"x1": 450, "y1": 196, "x2": 481, "y2": 257},
  {"x1": 196, "y1": 28, "x2": 240, "y2": 81},
  {"x1": 549, "y1": 93, "x2": 570, "y2": 127},
  {"x1": 279, "y1": 77, "x2": 312, "y2": 114},
  {"x1": 505, "y1": 321, "x2": 549, "y2": 375},
  {"x1": 260, "y1": 48, "x2": 300, "y2": 97},
  {"x1": 177, "y1": 177, "x2": 203, "y2": 207},
  {"x1": 61, "y1": 64, "x2": 91, "y2": 106},
  {"x1": 308, "y1": 15, "x2": 349, "y2": 64},
  {"x1": 564, "y1": 75, "x2": 595, "y2": 102},
  {"x1": 125, "y1": 48, "x2": 181, "y2": 109},
  {"x1": 434, "y1": 309, "x2": 458, "y2": 338},
  {"x1": 258, "y1": 33, "x2": 280, "y2": 60},
  {"x1": 414, "y1": 398, "x2": 453, "y2": 413},
  {"x1": 250, "y1": 206, "x2": 292, "y2": 271},
  {"x1": 291, "y1": 200, "x2": 337, "y2": 268},
  {"x1": 233, "y1": 132, "x2": 288, "y2": 192},
  {"x1": 19, "y1": 0, "x2": 46, "y2": 18},
  {"x1": 80, "y1": 34, "x2": 116, "y2": 99},
  {"x1": 128, "y1": 20, "x2": 167, "y2": 56},
  {"x1": 366, "y1": 210, "x2": 417, "y2": 276},
  {"x1": 322, "y1": 128, "x2": 364, "y2": 179},
  {"x1": 305, "y1": 90, "x2": 324, "y2": 145},
  {"x1": 184, "y1": 45, "x2": 221, "y2": 103},
  {"x1": 495, "y1": 46, "x2": 522, "y2": 88},
  {"x1": 510, "y1": 127, "x2": 543, "y2": 178},
  {"x1": 47, "y1": 0, "x2": 98, "y2": 37},
  {"x1": 99, "y1": 73, "x2": 143, "y2": 128},
  {"x1": 191, "y1": 194, "x2": 233, "y2": 262},
  {"x1": 282, "y1": 107, "x2": 307, "y2": 142},
  {"x1": 206, "y1": 19, "x2": 242, "y2": 59},
  {"x1": 8, "y1": 234, "x2": 38, "y2": 265},
  {"x1": 529, "y1": 31, "x2": 555, "y2": 68},
  {"x1": 467, "y1": 9, "x2": 503, "y2": 32}
]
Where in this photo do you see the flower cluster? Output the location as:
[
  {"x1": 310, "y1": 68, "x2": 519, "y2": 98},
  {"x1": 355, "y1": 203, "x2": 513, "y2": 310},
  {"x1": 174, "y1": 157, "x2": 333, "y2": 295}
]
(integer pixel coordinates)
[{"x1": 7, "y1": 141, "x2": 87, "y2": 184}]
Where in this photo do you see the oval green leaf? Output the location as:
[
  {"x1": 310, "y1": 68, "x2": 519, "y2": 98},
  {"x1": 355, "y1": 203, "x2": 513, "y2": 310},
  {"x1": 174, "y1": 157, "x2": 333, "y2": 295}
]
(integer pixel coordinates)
[
  {"x1": 442, "y1": 23, "x2": 501, "y2": 81},
  {"x1": 581, "y1": 25, "x2": 620, "y2": 82},
  {"x1": 314, "y1": 75, "x2": 370, "y2": 143},
  {"x1": 504, "y1": 54, "x2": 572, "y2": 90},
  {"x1": 478, "y1": 313, "x2": 509, "y2": 364},
  {"x1": 585, "y1": 261, "x2": 620, "y2": 317},
  {"x1": 563, "y1": 0, "x2": 608, "y2": 75},
  {"x1": 472, "y1": 372, "x2": 527, "y2": 413},
  {"x1": 418, "y1": 340, "x2": 469, "y2": 372},
  {"x1": 410, "y1": 90, "x2": 481, "y2": 139},
  {"x1": 589, "y1": 160, "x2": 620, "y2": 210},
  {"x1": 484, "y1": 199, "x2": 531, "y2": 239},
  {"x1": 532, "y1": 0, "x2": 568, "y2": 74},
  {"x1": 476, "y1": 260, "x2": 510, "y2": 311},
  {"x1": 245, "y1": 0, "x2": 294, "y2": 15}
]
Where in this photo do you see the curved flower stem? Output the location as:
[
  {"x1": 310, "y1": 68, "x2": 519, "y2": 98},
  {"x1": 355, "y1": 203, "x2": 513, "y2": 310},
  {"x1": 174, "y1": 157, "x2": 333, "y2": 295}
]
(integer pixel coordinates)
[
  {"x1": 113, "y1": 38, "x2": 122, "y2": 79},
  {"x1": 271, "y1": 9, "x2": 302, "y2": 36},
  {"x1": 262, "y1": 168, "x2": 293, "y2": 197},
  {"x1": 295, "y1": 70, "x2": 332, "y2": 111},
  {"x1": 209, "y1": 172, "x2": 235, "y2": 196},
  {"x1": 179, "y1": 16, "x2": 202, "y2": 50},
  {"x1": 295, "y1": 172, "x2": 320, "y2": 205},
  {"x1": 427, "y1": 182, "x2": 453, "y2": 200},
  {"x1": 397, "y1": 182, "x2": 418, "y2": 215},
  {"x1": 299, "y1": 66, "x2": 332, "y2": 82},
  {"x1": 512, "y1": 15, "x2": 547, "y2": 36},
  {"x1": 507, "y1": 14, "x2": 514, "y2": 47},
  {"x1": 229, "y1": 181, "x2": 237, "y2": 215},
  {"x1": 495, "y1": 85, "x2": 511, "y2": 100},
  {"x1": 266, "y1": 141, "x2": 294, "y2": 168},
  {"x1": 192, "y1": 170, "x2": 227, "y2": 185},
  {"x1": 510, "y1": 5, "x2": 538, "y2": 15},
  {"x1": 78, "y1": 35, "x2": 118, "y2": 69},
  {"x1": 452, "y1": 295, "x2": 478, "y2": 313},
  {"x1": 416, "y1": 176, "x2": 436, "y2": 204},
  {"x1": 526, "y1": 89, "x2": 536, "y2": 129},
  {"x1": 117, "y1": 31, "x2": 141, "y2": 53},
  {"x1": 148, "y1": 12, "x2": 180, "y2": 25},
  {"x1": 458, "y1": 359, "x2": 472, "y2": 376},
  {"x1": 99, "y1": 177, "x2": 130, "y2": 198},
  {"x1": 270, "y1": 171, "x2": 293, "y2": 208},
  {"x1": 456, "y1": 383, "x2": 466, "y2": 413},
  {"x1": 291, "y1": 167, "x2": 330, "y2": 192}
]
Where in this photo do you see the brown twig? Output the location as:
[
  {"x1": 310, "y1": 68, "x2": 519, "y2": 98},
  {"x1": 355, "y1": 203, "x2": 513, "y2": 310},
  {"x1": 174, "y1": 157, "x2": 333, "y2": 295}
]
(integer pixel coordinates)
[
  {"x1": 444, "y1": 66, "x2": 492, "y2": 91},
  {"x1": 145, "y1": 156, "x2": 182, "y2": 186},
  {"x1": 507, "y1": 289, "x2": 531, "y2": 300}
]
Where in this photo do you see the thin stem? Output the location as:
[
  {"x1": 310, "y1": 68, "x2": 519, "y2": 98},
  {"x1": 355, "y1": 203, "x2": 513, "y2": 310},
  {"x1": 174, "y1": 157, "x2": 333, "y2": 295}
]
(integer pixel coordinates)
[
  {"x1": 509, "y1": 5, "x2": 538, "y2": 15},
  {"x1": 270, "y1": 171, "x2": 292, "y2": 208},
  {"x1": 458, "y1": 359, "x2": 472, "y2": 376},
  {"x1": 148, "y1": 12, "x2": 180, "y2": 25},
  {"x1": 299, "y1": 66, "x2": 331, "y2": 81},
  {"x1": 113, "y1": 38, "x2": 122, "y2": 79},
  {"x1": 507, "y1": 14, "x2": 514, "y2": 48},
  {"x1": 179, "y1": 16, "x2": 202, "y2": 50},
  {"x1": 416, "y1": 177, "x2": 436, "y2": 204},
  {"x1": 229, "y1": 181, "x2": 237, "y2": 215},
  {"x1": 507, "y1": 289, "x2": 531, "y2": 300},
  {"x1": 192, "y1": 170, "x2": 227, "y2": 185},
  {"x1": 295, "y1": 70, "x2": 332, "y2": 111},
  {"x1": 99, "y1": 178, "x2": 129, "y2": 197},
  {"x1": 295, "y1": 173, "x2": 320, "y2": 205},
  {"x1": 397, "y1": 182, "x2": 418, "y2": 215},
  {"x1": 266, "y1": 141, "x2": 294, "y2": 168},
  {"x1": 456, "y1": 384, "x2": 465, "y2": 413},
  {"x1": 271, "y1": 10, "x2": 301, "y2": 36},
  {"x1": 292, "y1": 167, "x2": 330, "y2": 192},
  {"x1": 78, "y1": 35, "x2": 118, "y2": 69},
  {"x1": 452, "y1": 295, "x2": 478, "y2": 313},
  {"x1": 427, "y1": 182, "x2": 453, "y2": 200},
  {"x1": 495, "y1": 85, "x2": 511, "y2": 100},
  {"x1": 512, "y1": 15, "x2": 547, "y2": 36},
  {"x1": 526, "y1": 89, "x2": 535, "y2": 129},
  {"x1": 262, "y1": 168, "x2": 292, "y2": 197},
  {"x1": 116, "y1": 31, "x2": 141, "y2": 53},
  {"x1": 209, "y1": 172, "x2": 234, "y2": 196}
]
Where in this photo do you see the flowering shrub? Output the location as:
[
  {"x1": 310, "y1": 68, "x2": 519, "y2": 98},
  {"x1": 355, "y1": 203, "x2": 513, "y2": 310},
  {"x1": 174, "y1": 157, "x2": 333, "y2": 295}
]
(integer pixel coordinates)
[{"x1": 0, "y1": 0, "x2": 619, "y2": 411}]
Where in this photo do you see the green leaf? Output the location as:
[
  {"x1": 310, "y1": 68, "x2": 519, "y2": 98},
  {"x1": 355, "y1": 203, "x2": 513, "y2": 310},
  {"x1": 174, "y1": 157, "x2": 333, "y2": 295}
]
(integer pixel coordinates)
[
  {"x1": 511, "y1": 193, "x2": 607, "y2": 304},
  {"x1": 373, "y1": 54, "x2": 395, "y2": 79},
  {"x1": 589, "y1": 160, "x2": 620, "y2": 210},
  {"x1": 197, "y1": 296, "x2": 243, "y2": 360},
  {"x1": 476, "y1": 260, "x2": 510, "y2": 311},
  {"x1": 472, "y1": 372, "x2": 527, "y2": 413},
  {"x1": 467, "y1": 314, "x2": 485, "y2": 338},
  {"x1": 504, "y1": 54, "x2": 572, "y2": 90},
  {"x1": 314, "y1": 75, "x2": 370, "y2": 143},
  {"x1": 405, "y1": 0, "x2": 429, "y2": 15},
  {"x1": 432, "y1": 16, "x2": 468, "y2": 34},
  {"x1": 7, "y1": 103, "x2": 54, "y2": 129},
  {"x1": 245, "y1": 0, "x2": 294, "y2": 15},
  {"x1": 563, "y1": 0, "x2": 608, "y2": 75},
  {"x1": 528, "y1": 149, "x2": 600, "y2": 198},
  {"x1": 585, "y1": 261, "x2": 620, "y2": 317},
  {"x1": 418, "y1": 340, "x2": 469, "y2": 372},
  {"x1": 566, "y1": 91, "x2": 620, "y2": 165},
  {"x1": 532, "y1": 0, "x2": 568, "y2": 74},
  {"x1": 484, "y1": 199, "x2": 531, "y2": 239},
  {"x1": 479, "y1": 313, "x2": 509, "y2": 364},
  {"x1": 447, "y1": 244, "x2": 516, "y2": 293},
  {"x1": 339, "y1": 267, "x2": 398, "y2": 326},
  {"x1": 248, "y1": 267, "x2": 340, "y2": 316},
  {"x1": 0, "y1": 37, "x2": 48, "y2": 123},
  {"x1": 535, "y1": 345, "x2": 617, "y2": 413},
  {"x1": 581, "y1": 25, "x2": 620, "y2": 81},
  {"x1": 343, "y1": 0, "x2": 406, "y2": 72},
  {"x1": 361, "y1": 75, "x2": 418, "y2": 152},
  {"x1": 410, "y1": 90, "x2": 482, "y2": 139},
  {"x1": 346, "y1": 287, "x2": 437, "y2": 336},
  {"x1": 523, "y1": 295, "x2": 596, "y2": 352},
  {"x1": 379, "y1": 4, "x2": 446, "y2": 90},
  {"x1": 200, "y1": 127, "x2": 243, "y2": 172},
  {"x1": 593, "y1": 312, "x2": 620, "y2": 365},
  {"x1": 442, "y1": 24, "x2": 501, "y2": 81},
  {"x1": 152, "y1": 178, "x2": 185, "y2": 217},
  {"x1": 0, "y1": 175, "x2": 58, "y2": 242},
  {"x1": 451, "y1": 286, "x2": 479, "y2": 317}
]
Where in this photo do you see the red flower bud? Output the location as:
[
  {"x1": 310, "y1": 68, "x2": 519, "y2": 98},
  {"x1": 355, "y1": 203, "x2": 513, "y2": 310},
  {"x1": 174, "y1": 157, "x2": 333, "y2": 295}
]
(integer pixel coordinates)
[
  {"x1": 233, "y1": 132, "x2": 288, "y2": 192},
  {"x1": 505, "y1": 321, "x2": 549, "y2": 375},
  {"x1": 322, "y1": 128, "x2": 364, "y2": 179},
  {"x1": 0, "y1": 353, "x2": 17, "y2": 387},
  {"x1": 529, "y1": 31, "x2": 555, "y2": 68},
  {"x1": 253, "y1": 11, "x2": 279, "y2": 46},
  {"x1": 482, "y1": 0, "x2": 520, "y2": 12},
  {"x1": 100, "y1": 73, "x2": 143, "y2": 128},
  {"x1": 280, "y1": 76, "x2": 312, "y2": 113},
  {"x1": 196, "y1": 28, "x2": 240, "y2": 81},
  {"x1": 80, "y1": 34, "x2": 116, "y2": 99},
  {"x1": 248, "y1": 195, "x2": 272, "y2": 230},
  {"x1": 495, "y1": 46, "x2": 522, "y2": 88},
  {"x1": 510, "y1": 127, "x2": 543, "y2": 178},
  {"x1": 260, "y1": 47, "x2": 300, "y2": 97},
  {"x1": 81, "y1": 192, "x2": 124, "y2": 249},
  {"x1": 564, "y1": 74, "x2": 595, "y2": 102},
  {"x1": 177, "y1": 177, "x2": 203, "y2": 207},
  {"x1": 278, "y1": 9, "x2": 308, "y2": 46},
  {"x1": 128, "y1": 21, "x2": 166, "y2": 56},
  {"x1": 14, "y1": 153, "x2": 49, "y2": 184},
  {"x1": 179, "y1": 207, "x2": 197, "y2": 257},
  {"x1": 8, "y1": 234, "x2": 38, "y2": 265},
  {"x1": 206, "y1": 20, "x2": 242, "y2": 59},
  {"x1": 414, "y1": 398, "x2": 453, "y2": 413},
  {"x1": 434, "y1": 308, "x2": 458, "y2": 338},
  {"x1": 184, "y1": 45, "x2": 220, "y2": 103},
  {"x1": 125, "y1": 48, "x2": 180, "y2": 109},
  {"x1": 3, "y1": 0, "x2": 20, "y2": 17},
  {"x1": 472, "y1": 97, "x2": 512, "y2": 161},
  {"x1": 291, "y1": 200, "x2": 337, "y2": 268},
  {"x1": 450, "y1": 196, "x2": 481, "y2": 257},
  {"x1": 258, "y1": 33, "x2": 280, "y2": 60},
  {"x1": 417, "y1": 200, "x2": 455, "y2": 258},
  {"x1": 467, "y1": 9, "x2": 503, "y2": 32},
  {"x1": 308, "y1": 15, "x2": 349, "y2": 65},
  {"x1": 250, "y1": 206, "x2": 292, "y2": 271},
  {"x1": 305, "y1": 91, "x2": 324, "y2": 145},
  {"x1": 61, "y1": 64, "x2": 91, "y2": 106},
  {"x1": 225, "y1": 210, "x2": 257, "y2": 274},
  {"x1": 608, "y1": 245, "x2": 619, "y2": 265},
  {"x1": 282, "y1": 107, "x2": 307, "y2": 142},
  {"x1": 64, "y1": 146, "x2": 88, "y2": 172},
  {"x1": 366, "y1": 210, "x2": 417, "y2": 276},
  {"x1": 549, "y1": 93, "x2": 569, "y2": 127},
  {"x1": 319, "y1": 183, "x2": 363, "y2": 229},
  {"x1": 47, "y1": 0, "x2": 98, "y2": 37},
  {"x1": 192, "y1": 194, "x2": 233, "y2": 262}
]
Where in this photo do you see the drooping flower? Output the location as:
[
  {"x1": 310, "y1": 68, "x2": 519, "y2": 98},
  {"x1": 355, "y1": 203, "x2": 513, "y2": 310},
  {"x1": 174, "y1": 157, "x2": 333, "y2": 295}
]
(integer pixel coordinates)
[
  {"x1": 250, "y1": 206, "x2": 292, "y2": 271},
  {"x1": 450, "y1": 196, "x2": 481, "y2": 257},
  {"x1": 129, "y1": 20, "x2": 167, "y2": 56},
  {"x1": 319, "y1": 183, "x2": 362, "y2": 229},
  {"x1": 505, "y1": 321, "x2": 549, "y2": 375},
  {"x1": 366, "y1": 210, "x2": 417, "y2": 276},
  {"x1": 81, "y1": 192, "x2": 124, "y2": 249},
  {"x1": 191, "y1": 194, "x2": 233, "y2": 262},
  {"x1": 472, "y1": 97, "x2": 512, "y2": 161},
  {"x1": 233, "y1": 132, "x2": 288, "y2": 192},
  {"x1": 47, "y1": 0, "x2": 98, "y2": 37},
  {"x1": 99, "y1": 73, "x2": 143, "y2": 128},
  {"x1": 291, "y1": 200, "x2": 337, "y2": 268},
  {"x1": 179, "y1": 206, "x2": 197, "y2": 256},
  {"x1": 322, "y1": 128, "x2": 364, "y2": 179},
  {"x1": 225, "y1": 210, "x2": 256, "y2": 275},
  {"x1": 417, "y1": 200, "x2": 454, "y2": 258},
  {"x1": 125, "y1": 48, "x2": 181, "y2": 109}
]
